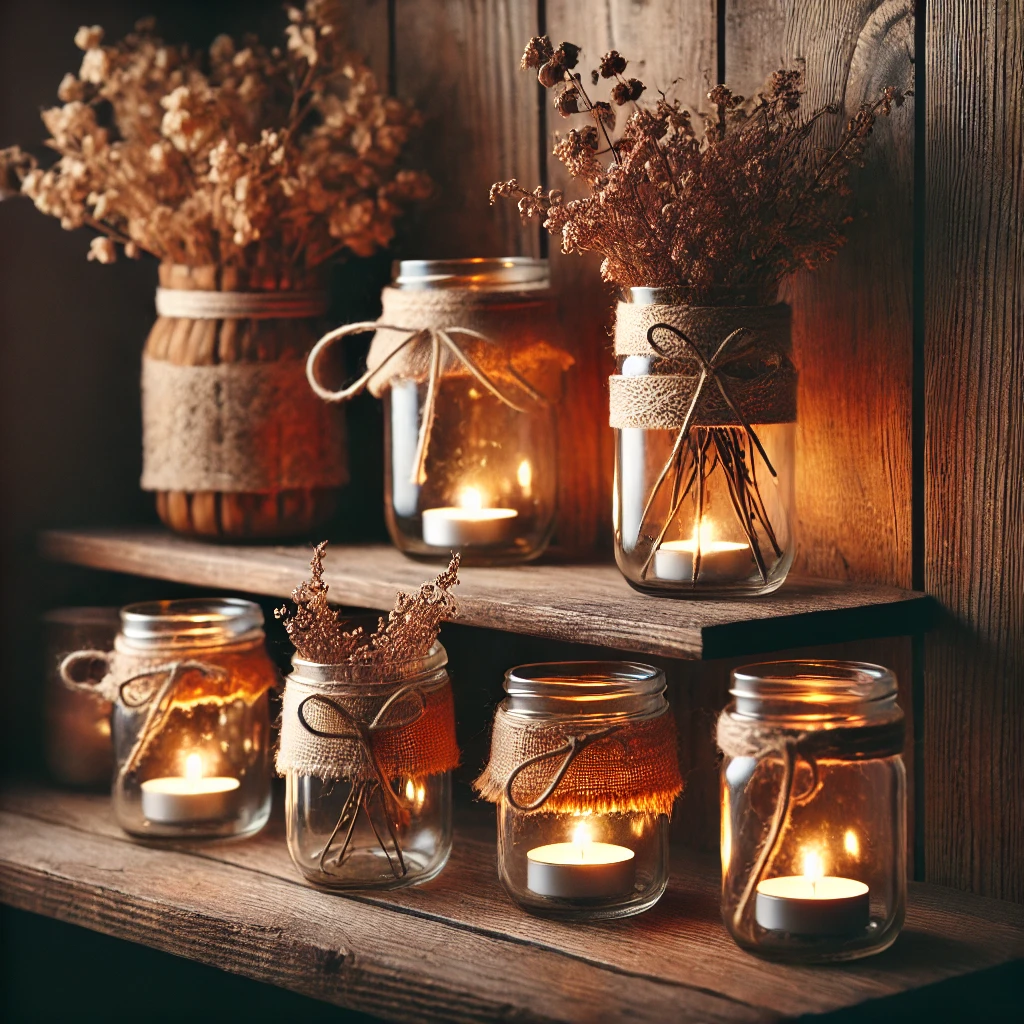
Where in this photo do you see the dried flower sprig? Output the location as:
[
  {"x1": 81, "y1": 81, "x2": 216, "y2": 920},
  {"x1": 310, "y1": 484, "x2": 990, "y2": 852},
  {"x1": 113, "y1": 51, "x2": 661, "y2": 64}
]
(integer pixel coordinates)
[
  {"x1": 492, "y1": 37, "x2": 908, "y2": 303},
  {"x1": 0, "y1": 2, "x2": 431, "y2": 273},
  {"x1": 276, "y1": 541, "x2": 459, "y2": 672}
]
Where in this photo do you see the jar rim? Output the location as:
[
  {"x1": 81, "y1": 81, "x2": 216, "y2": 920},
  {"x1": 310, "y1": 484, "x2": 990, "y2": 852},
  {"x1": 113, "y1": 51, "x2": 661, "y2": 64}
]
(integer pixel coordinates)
[
  {"x1": 729, "y1": 660, "x2": 898, "y2": 721},
  {"x1": 503, "y1": 661, "x2": 667, "y2": 719},
  {"x1": 290, "y1": 641, "x2": 448, "y2": 686},
  {"x1": 119, "y1": 598, "x2": 264, "y2": 647},
  {"x1": 393, "y1": 257, "x2": 549, "y2": 291}
]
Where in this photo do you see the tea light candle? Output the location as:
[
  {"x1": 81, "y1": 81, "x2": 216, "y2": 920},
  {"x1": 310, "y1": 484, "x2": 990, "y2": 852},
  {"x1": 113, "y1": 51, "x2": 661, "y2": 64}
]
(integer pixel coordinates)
[
  {"x1": 421, "y1": 487, "x2": 518, "y2": 547},
  {"x1": 755, "y1": 851, "x2": 870, "y2": 935},
  {"x1": 527, "y1": 824, "x2": 636, "y2": 899},
  {"x1": 654, "y1": 522, "x2": 752, "y2": 582},
  {"x1": 141, "y1": 753, "x2": 240, "y2": 825}
]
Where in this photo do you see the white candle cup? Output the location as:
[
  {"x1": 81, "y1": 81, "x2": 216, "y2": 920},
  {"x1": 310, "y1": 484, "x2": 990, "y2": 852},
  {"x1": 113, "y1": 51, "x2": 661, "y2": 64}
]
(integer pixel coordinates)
[
  {"x1": 755, "y1": 875, "x2": 871, "y2": 935},
  {"x1": 526, "y1": 841, "x2": 636, "y2": 899},
  {"x1": 421, "y1": 506, "x2": 518, "y2": 548},
  {"x1": 141, "y1": 775, "x2": 241, "y2": 824},
  {"x1": 653, "y1": 538, "x2": 753, "y2": 583}
]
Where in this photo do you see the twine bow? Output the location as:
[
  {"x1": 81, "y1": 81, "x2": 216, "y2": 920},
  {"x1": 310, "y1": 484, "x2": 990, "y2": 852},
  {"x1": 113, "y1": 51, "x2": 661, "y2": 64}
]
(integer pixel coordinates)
[
  {"x1": 503, "y1": 725, "x2": 626, "y2": 812},
  {"x1": 636, "y1": 323, "x2": 781, "y2": 583},
  {"x1": 296, "y1": 681, "x2": 429, "y2": 878},
  {"x1": 306, "y1": 321, "x2": 547, "y2": 485}
]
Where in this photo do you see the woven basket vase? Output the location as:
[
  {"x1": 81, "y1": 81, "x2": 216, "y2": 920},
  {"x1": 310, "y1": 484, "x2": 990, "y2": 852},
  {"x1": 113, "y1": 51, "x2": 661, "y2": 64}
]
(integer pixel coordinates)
[{"x1": 143, "y1": 263, "x2": 346, "y2": 540}]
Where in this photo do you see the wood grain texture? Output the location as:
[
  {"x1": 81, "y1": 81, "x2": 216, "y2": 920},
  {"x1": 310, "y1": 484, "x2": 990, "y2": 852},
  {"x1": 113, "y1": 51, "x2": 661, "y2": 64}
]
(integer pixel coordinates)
[
  {"x1": 3, "y1": 788, "x2": 1023, "y2": 1021},
  {"x1": 726, "y1": 0, "x2": 915, "y2": 588},
  {"x1": 924, "y1": 0, "x2": 1024, "y2": 901},
  {"x1": 541, "y1": 1, "x2": 717, "y2": 554},
  {"x1": 39, "y1": 527, "x2": 932, "y2": 660}
]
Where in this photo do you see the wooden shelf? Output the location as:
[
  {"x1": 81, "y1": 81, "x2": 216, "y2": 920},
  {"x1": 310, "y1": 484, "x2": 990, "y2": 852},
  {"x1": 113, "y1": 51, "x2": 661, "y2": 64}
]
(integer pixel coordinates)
[
  {"x1": 40, "y1": 528, "x2": 932, "y2": 660},
  {"x1": 2, "y1": 786, "x2": 1021, "y2": 1023}
]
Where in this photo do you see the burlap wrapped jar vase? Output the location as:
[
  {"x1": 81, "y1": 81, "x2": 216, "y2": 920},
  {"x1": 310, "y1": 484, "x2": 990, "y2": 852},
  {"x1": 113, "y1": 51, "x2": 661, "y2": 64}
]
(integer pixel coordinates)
[
  {"x1": 141, "y1": 263, "x2": 348, "y2": 539},
  {"x1": 611, "y1": 289, "x2": 798, "y2": 597}
]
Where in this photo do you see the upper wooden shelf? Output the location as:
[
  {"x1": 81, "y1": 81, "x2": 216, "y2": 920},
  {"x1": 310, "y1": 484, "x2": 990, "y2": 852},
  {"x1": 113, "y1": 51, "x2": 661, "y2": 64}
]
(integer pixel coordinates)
[
  {"x1": 2, "y1": 786, "x2": 1021, "y2": 1023},
  {"x1": 41, "y1": 527, "x2": 932, "y2": 660}
]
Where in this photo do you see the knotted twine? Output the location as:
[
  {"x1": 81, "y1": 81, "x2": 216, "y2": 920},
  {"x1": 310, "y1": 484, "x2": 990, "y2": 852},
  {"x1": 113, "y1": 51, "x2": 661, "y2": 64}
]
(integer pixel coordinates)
[
  {"x1": 142, "y1": 287, "x2": 348, "y2": 494},
  {"x1": 276, "y1": 663, "x2": 460, "y2": 784},
  {"x1": 716, "y1": 709, "x2": 905, "y2": 937},
  {"x1": 59, "y1": 637, "x2": 277, "y2": 791},
  {"x1": 474, "y1": 705, "x2": 682, "y2": 816},
  {"x1": 306, "y1": 286, "x2": 572, "y2": 485},
  {"x1": 609, "y1": 302, "x2": 797, "y2": 430}
]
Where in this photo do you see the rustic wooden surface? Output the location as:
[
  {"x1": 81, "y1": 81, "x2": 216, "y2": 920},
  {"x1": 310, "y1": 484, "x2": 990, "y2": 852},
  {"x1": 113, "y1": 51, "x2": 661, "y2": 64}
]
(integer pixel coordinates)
[
  {"x1": 725, "y1": 0, "x2": 915, "y2": 589},
  {"x1": 39, "y1": 527, "x2": 931, "y2": 661},
  {"x1": 2, "y1": 788, "x2": 1022, "y2": 1023},
  {"x1": 924, "y1": 0, "x2": 1024, "y2": 901}
]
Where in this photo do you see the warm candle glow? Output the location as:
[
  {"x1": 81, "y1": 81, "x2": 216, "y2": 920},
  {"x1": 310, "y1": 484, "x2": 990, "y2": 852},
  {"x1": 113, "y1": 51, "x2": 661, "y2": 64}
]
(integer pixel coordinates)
[
  {"x1": 458, "y1": 487, "x2": 483, "y2": 512},
  {"x1": 803, "y1": 849, "x2": 825, "y2": 886},
  {"x1": 184, "y1": 752, "x2": 203, "y2": 781},
  {"x1": 572, "y1": 822, "x2": 591, "y2": 854},
  {"x1": 844, "y1": 829, "x2": 860, "y2": 858},
  {"x1": 517, "y1": 459, "x2": 532, "y2": 491}
]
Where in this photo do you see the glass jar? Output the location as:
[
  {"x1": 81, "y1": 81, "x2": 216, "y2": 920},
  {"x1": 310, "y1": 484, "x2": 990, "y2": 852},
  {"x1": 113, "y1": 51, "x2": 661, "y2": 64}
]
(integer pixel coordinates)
[
  {"x1": 481, "y1": 662, "x2": 680, "y2": 921},
  {"x1": 719, "y1": 661, "x2": 906, "y2": 962},
  {"x1": 43, "y1": 607, "x2": 119, "y2": 787},
  {"x1": 383, "y1": 258, "x2": 561, "y2": 565},
  {"x1": 283, "y1": 642, "x2": 456, "y2": 890},
  {"x1": 613, "y1": 290, "x2": 796, "y2": 596},
  {"x1": 62, "y1": 598, "x2": 276, "y2": 840}
]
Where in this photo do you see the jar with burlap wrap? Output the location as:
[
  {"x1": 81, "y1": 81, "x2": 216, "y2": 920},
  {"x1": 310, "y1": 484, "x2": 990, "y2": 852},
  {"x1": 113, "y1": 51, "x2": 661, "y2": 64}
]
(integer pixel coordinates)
[
  {"x1": 59, "y1": 599, "x2": 277, "y2": 840},
  {"x1": 475, "y1": 662, "x2": 682, "y2": 920},
  {"x1": 306, "y1": 258, "x2": 572, "y2": 564},
  {"x1": 718, "y1": 661, "x2": 906, "y2": 962},
  {"x1": 280, "y1": 641, "x2": 458, "y2": 889},
  {"x1": 612, "y1": 288, "x2": 797, "y2": 596},
  {"x1": 142, "y1": 263, "x2": 348, "y2": 540}
]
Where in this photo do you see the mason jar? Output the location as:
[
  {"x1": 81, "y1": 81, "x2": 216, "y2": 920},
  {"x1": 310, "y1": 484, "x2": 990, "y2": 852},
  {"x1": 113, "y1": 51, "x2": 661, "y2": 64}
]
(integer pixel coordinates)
[
  {"x1": 382, "y1": 258, "x2": 562, "y2": 564},
  {"x1": 61, "y1": 598, "x2": 276, "y2": 840},
  {"x1": 612, "y1": 290, "x2": 796, "y2": 596},
  {"x1": 479, "y1": 662, "x2": 680, "y2": 921},
  {"x1": 719, "y1": 661, "x2": 906, "y2": 962},
  {"x1": 282, "y1": 642, "x2": 456, "y2": 890}
]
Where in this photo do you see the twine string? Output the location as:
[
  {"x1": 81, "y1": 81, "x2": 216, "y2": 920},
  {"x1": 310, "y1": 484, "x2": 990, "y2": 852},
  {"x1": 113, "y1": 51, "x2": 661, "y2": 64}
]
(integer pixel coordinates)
[
  {"x1": 306, "y1": 321, "x2": 548, "y2": 485},
  {"x1": 155, "y1": 287, "x2": 330, "y2": 320},
  {"x1": 503, "y1": 725, "x2": 627, "y2": 812},
  {"x1": 297, "y1": 681, "x2": 429, "y2": 878}
]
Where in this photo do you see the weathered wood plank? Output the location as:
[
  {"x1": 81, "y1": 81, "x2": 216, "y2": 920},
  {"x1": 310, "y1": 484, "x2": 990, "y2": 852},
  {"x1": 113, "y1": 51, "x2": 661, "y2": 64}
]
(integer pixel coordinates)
[
  {"x1": 725, "y1": 0, "x2": 915, "y2": 588},
  {"x1": 39, "y1": 527, "x2": 932, "y2": 661},
  {"x1": 924, "y1": 0, "x2": 1024, "y2": 901},
  {"x1": 541, "y1": 1, "x2": 717, "y2": 554},
  {"x1": 4, "y1": 788, "x2": 1023, "y2": 1020}
]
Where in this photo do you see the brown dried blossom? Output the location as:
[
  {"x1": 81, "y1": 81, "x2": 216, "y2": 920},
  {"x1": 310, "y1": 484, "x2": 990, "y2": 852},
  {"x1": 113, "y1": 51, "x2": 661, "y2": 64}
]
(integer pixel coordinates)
[
  {"x1": 0, "y1": 2, "x2": 431, "y2": 272},
  {"x1": 276, "y1": 541, "x2": 459, "y2": 675},
  {"x1": 493, "y1": 36, "x2": 908, "y2": 304}
]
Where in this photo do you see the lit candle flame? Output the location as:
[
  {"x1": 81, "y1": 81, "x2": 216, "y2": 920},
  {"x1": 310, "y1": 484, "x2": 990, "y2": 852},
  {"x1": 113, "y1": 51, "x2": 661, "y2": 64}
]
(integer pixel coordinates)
[
  {"x1": 457, "y1": 487, "x2": 483, "y2": 512},
  {"x1": 692, "y1": 519, "x2": 717, "y2": 546},
  {"x1": 844, "y1": 829, "x2": 860, "y2": 859},
  {"x1": 572, "y1": 822, "x2": 592, "y2": 861},
  {"x1": 184, "y1": 752, "x2": 203, "y2": 782},
  {"x1": 803, "y1": 849, "x2": 825, "y2": 896}
]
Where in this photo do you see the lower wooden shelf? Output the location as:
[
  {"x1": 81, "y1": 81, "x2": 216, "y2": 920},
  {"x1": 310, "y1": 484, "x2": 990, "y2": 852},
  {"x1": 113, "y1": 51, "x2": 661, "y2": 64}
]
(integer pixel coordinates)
[{"x1": 2, "y1": 786, "x2": 1021, "y2": 1023}]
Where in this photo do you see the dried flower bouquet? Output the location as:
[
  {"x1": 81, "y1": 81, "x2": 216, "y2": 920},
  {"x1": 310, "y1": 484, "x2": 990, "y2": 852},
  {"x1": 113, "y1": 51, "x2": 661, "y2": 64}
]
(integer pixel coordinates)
[
  {"x1": 0, "y1": 1, "x2": 431, "y2": 276},
  {"x1": 492, "y1": 37, "x2": 906, "y2": 591}
]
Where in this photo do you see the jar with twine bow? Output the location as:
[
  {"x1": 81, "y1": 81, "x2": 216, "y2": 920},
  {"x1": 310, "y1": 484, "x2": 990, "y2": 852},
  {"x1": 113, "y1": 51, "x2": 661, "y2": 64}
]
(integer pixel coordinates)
[
  {"x1": 142, "y1": 263, "x2": 348, "y2": 539},
  {"x1": 306, "y1": 258, "x2": 573, "y2": 564},
  {"x1": 475, "y1": 661, "x2": 682, "y2": 920},
  {"x1": 59, "y1": 598, "x2": 277, "y2": 840},
  {"x1": 718, "y1": 661, "x2": 906, "y2": 962},
  {"x1": 612, "y1": 289, "x2": 797, "y2": 596}
]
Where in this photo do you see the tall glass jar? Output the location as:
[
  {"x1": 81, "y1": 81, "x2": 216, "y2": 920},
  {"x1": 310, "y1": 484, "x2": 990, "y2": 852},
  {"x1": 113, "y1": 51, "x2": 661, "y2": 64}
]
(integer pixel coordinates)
[
  {"x1": 282, "y1": 642, "x2": 456, "y2": 890},
  {"x1": 612, "y1": 291, "x2": 796, "y2": 596},
  {"x1": 478, "y1": 662, "x2": 681, "y2": 921},
  {"x1": 61, "y1": 599, "x2": 276, "y2": 840},
  {"x1": 719, "y1": 661, "x2": 906, "y2": 962},
  {"x1": 382, "y1": 259, "x2": 562, "y2": 565}
]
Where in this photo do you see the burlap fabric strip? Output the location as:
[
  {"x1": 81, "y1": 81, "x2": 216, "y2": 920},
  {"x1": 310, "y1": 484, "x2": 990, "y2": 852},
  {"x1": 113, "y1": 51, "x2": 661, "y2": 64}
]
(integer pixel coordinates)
[
  {"x1": 142, "y1": 288, "x2": 348, "y2": 494},
  {"x1": 59, "y1": 636, "x2": 277, "y2": 790},
  {"x1": 305, "y1": 286, "x2": 573, "y2": 485},
  {"x1": 474, "y1": 705, "x2": 683, "y2": 816},
  {"x1": 609, "y1": 302, "x2": 797, "y2": 430},
  {"x1": 717, "y1": 709, "x2": 904, "y2": 937},
  {"x1": 277, "y1": 666, "x2": 460, "y2": 784}
]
